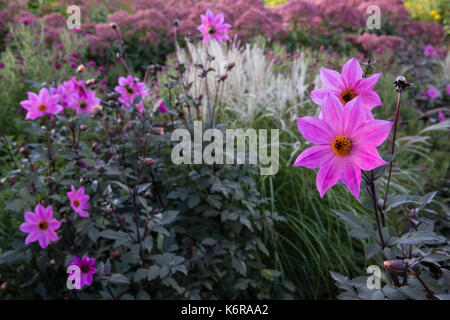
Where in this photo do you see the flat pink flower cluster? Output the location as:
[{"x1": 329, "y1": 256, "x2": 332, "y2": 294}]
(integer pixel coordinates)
[{"x1": 294, "y1": 58, "x2": 392, "y2": 199}]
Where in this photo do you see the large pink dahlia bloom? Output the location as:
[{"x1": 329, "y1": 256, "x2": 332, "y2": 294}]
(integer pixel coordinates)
[
  {"x1": 19, "y1": 204, "x2": 61, "y2": 249},
  {"x1": 67, "y1": 255, "x2": 97, "y2": 289},
  {"x1": 20, "y1": 88, "x2": 63, "y2": 120},
  {"x1": 311, "y1": 58, "x2": 382, "y2": 116},
  {"x1": 197, "y1": 9, "x2": 232, "y2": 45},
  {"x1": 114, "y1": 75, "x2": 149, "y2": 108},
  {"x1": 294, "y1": 94, "x2": 392, "y2": 199}
]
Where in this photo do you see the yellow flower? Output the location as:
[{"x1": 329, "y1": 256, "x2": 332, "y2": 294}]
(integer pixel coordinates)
[
  {"x1": 434, "y1": 14, "x2": 441, "y2": 19},
  {"x1": 430, "y1": 10, "x2": 437, "y2": 15}
]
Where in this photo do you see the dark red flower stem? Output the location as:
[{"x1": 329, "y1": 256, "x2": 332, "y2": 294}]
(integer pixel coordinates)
[
  {"x1": 413, "y1": 272, "x2": 437, "y2": 300},
  {"x1": 383, "y1": 89, "x2": 403, "y2": 210}
]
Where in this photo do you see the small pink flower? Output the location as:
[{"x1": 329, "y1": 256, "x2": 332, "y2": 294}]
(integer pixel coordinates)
[
  {"x1": 311, "y1": 58, "x2": 382, "y2": 115},
  {"x1": 19, "y1": 204, "x2": 61, "y2": 249},
  {"x1": 427, "y1": 87, "x2": 439, "y2": 99},
  {"x1": 294, "y1": 94, "x2": 392, "y2": 199},
  {"x1": 159, "y1": 101, "x2": 168, "y2": 114},
  {"x1": 67, "y1": 255, "x2": 97, "y2": 289},
  {"x1": 424, "y1": 44, "x2": 438, "y2": 58},
  {"x1": 67, "y1": 185, "x2": 90, "y2": 218},
  {"x1": 438, "y1": 111, "x2": 445, "y2": 122},
  {"x1": 197, "y1": 9, "x2": 232, "y2": 44},
  {"x1": 20, "y1": 88, "x2": 63, "y2": 120},
  {"x1": 0, "y1": 62, "x2": 4, "y2": 68},
  {"x1": 114, "y1": 75, "x2": 148, "y2": 108},
  {"x1": 446, "y1": 84, "x2": 450, "y2": 95}
]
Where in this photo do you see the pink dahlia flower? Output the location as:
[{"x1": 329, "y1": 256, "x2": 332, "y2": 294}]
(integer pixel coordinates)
[
  {"x1": 197, "y1": 9, "x2": 232, "y2": 44},
  {"x1": 427, "y1": 87, "x2": 439, "y2": 99},
  {"x1": 294, "y1": 94, "x2": 392, "y2": 199},
  {"x1": 67, "y1": 185, "x2": 90, "y2": 217},
  {"x1": 114, "y1": 75, "x2": 148, "y2": 108},
  {"x1": 68, "y1": 255, "x2": 97, "y2": 289},
  {"x1": 19, "y1": 204, "x2": 61, "y2": 249},
  {"x1": 311, "y1": 58, "x2": 382, "y2": 115},
  {"x1": 20, "y1": 88, "x2": 63, "y2": 120}
]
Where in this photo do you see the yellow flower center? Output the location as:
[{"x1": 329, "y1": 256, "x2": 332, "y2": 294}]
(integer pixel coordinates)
[
  {"x1": 38, "y1": 221, "x2": 48, "y2": 231},
  {"x1": 340, "y1": 89, "x2": 357, "y2": 103},
  {"x1": 38, "y1": 105, "x2": 47, "y2": 112},
  {"x1": 332, "y1": 136, "x2": 352, "y2": 156},
  {"x1": 73, "y1": 199, "x2": 80, "y2": 208}
]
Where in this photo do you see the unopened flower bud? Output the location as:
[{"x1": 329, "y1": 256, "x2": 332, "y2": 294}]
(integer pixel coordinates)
[
  {"x1": 106, "y1": 207, "x2": 115, "y2": 215},
  {"x1": 79, "y1": 124, "x2": 88, "y2": 131},
  {"x1": 110, "y1": 22, "x2": 117, "y2": 30},
  {"x1": 19, "y1": 147, "x2": 28, "y2": 156},
  {"x1": 112, "y1": 250, "x2": 121, "y2": 259},
  {"x1": 49, "y1": 259, "x2": 56, "y2": 265},
  {"x1": 172, "y1": 19, "x2": 180, "y2": 27},
  {"x1": 152, "y1": 127, "x2": 164, "y2": 135},
  {"x1": 76, "y1": 64, "x2": 85, "y2": 73},
  {"x1": 86, "y1": 78, "x2": 96, "y2": 86},
  {"x1": 225, "y1": 62, "x2": 235, "y2": 71},
  {"x1": 0, "y1": 282, "x2": 8, "y2": 290},
  {"x1": 142, "y1": 158, "x2": 156, "y2": 167},
  {"x1": 219, "y1": 73, "x2": 228, "y2": 82},
  {"x1": 144, "y1": 190, "x2": 153, "y2": 199},
  {"x1": 383, "y1": 260, "x2": 409, "y2": 277}
]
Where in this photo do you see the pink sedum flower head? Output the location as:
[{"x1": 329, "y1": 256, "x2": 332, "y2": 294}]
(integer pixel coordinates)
[
  {"x1": 19, "y1": 204, "x2": 61, "y2": 249},
  {"x1": 427, "y1": 87, "x2": 439, "y2": 99},
  {"x1": 311, "y1": 58, "x2": 383, "y2": 116},
  {"x1": 67, "y1": 185, "x2": 90, "y2": 217},
  {"x1": 67, "y1": 255, "x2": 97, "y2": 289},
  {"x1": 114, "y1": 75, "x2": 148, "y2": 108},
  {"x1": 294, "y1": 94, "x2": 392, "y2": 199},
  {"x1": 197, "y1": 9, "x2": 232, "y2": 44},
  {"x1": 424, "y1": 44, "x2": 439, "y2": 58},
  {"x1": 446, "y1": 84, "x2": 450, "y2": 95},
  {"x1": 20, "y1": 88, "x2": 63, "y2": 120}
]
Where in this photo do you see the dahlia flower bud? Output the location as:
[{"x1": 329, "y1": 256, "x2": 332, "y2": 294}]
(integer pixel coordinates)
[
  {"x1": 0, "y1": 282, "x2": 8, "y2": 290},
  {"x1": 152, "y1": 127, "x2": 164, "y2": 135},
  {"x1": 110, "y1": 22, "x2": 117, "y2": 30},
  {"x1": 106, "y1": 207, "x2": 115, "y2": 215},
  {"x1": 142, "y1": 158, "x2": 156, "y2": 167},
  {"x1": 79, "y1": 124, "x2": 88, "y2": 131},
  {"x1": 219, "y1": 73, "x2": 228, "y2": 82},
  {"x1": 86, "y1": 78, "x2": 96, "y2": 86},
  {"x1": 394, "y1": 76, "x2": 411, "y2": 92},
  {"x1": 112, "y1": 250, "x2": 121, "y2": 260},
  {"x1": 144, "y1": 190, "x2": 153, "y2": 199},
  {"x1": 76, "y1": 64, "x2": 85, "y2": 73},
  {"x1": 225, "y1": 62, "x2": 235, "y2": 71},
  {"x1": 383, "y1": 259, "x2": 410, "y2": 277},
  {"x1": 172, "y1": 19, "x2": 180, "y2": 27},
  {"x1": 49, "y1": 259, "x2": 56, "y2": 265},
  {"x1": 91, "y1": 142, "x2": 100, "y2": 150},
  {"x1": 19, "y1": 147, "x2": 28, "y2": 156}
]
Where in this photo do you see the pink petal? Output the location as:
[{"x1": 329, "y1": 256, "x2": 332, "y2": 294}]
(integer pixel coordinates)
[
  {"x1": 354, "y1": 73, "x2": 382, "y2": 93},
  {"x1": 353, "y1": 120, "x2": 392, "y2": 147},
  {"x1": 310, "y1": 88, "x2": 332, "y2": 105},
  {"x1": 320, "y1": 67, "x2": 345, "y2": 92},
  {"x1": 50, "y1": 219, "x2": 61, "y2": 230},
  {"x1": 294, "y1": 145, "x2": 333, "y2": 168},
  {"x1": 19, "y1": 222, "x2": 37, "y2": 233},
  {"x1": 24, "y1": 211, "x2": 39, "y2": 223},
  {"x1": 316, "y1": 156, "x2": 341, "y2": 198},
  {"x1": 297, "y1": 117, "x2": 335, "y2": 145},
  {"x1": 215, "y1": 13, "x2": 224, "y2": 25},
  {"x1": 359, "y1": 91, "x2": 382, "y2": 109},
  {"x1": 352, "y1": 147, "x2": 388, "y2": 171},
  {"x1": 25, "y1": 232, "x2": 39, "y2": 246},
  {"x1": 340, "y1": 158, "x2": 361, "y2": 199},
  {"x1": 341, "y1": 58, "x2": 362, "y2": 88},
  {"x1": 321, "y1": 94, "x2": 344, "y2": 135},
  {"x1": 342, "y1": 96, "x2": 366, "y2": 137}
]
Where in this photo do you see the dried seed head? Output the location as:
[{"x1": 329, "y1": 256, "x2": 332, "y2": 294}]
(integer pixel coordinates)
[
  {"x1": 219, "y1": 73, "x2": 228, "y2": 82},
  {"x1": 394, "y1": 76, "x2": 411, "y2": 92},
  {"x1": 225, "y1": 62, "x2": 236, "y2": 71},
  {"x1": 110, "y1": 22, "x2": 117, "y2": 30},
  {"x1": 172, "y1": 19, "x2": 180, "y2": 27},
  {"x1": 92, "y1": 104, "x2": 103, "y2": 116}
]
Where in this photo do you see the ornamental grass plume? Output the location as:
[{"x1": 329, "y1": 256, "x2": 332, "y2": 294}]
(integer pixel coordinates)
[
  {"x1": 67, "y1": 255, "x2": 97, "y2": 289},
  {"x1": 294, "y1": 94, "x2": 392, "y2": 199},
  {"x1": 20, "y1": 88, "x2": 63, "y2": 120},
  {"x1": 19, "y1": 204, "x2": 61, "y2": 249},
  {"x1": 197, "y1": 9, "x2": 232, "y2": 44},
  {"x1": 67, "y1": 185, "x2": 90, "y2": 218},
  {"x1": 311, "y1": 57, "x2": 382, "y2": 117}
]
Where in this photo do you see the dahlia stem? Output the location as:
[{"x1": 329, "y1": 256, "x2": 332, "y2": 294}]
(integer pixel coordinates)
[
  {"x1": 382, "y1": 89, "x2": 403, "y2": 210},
  {"x1": 413, "y1": 272, "x2": 437, "y2": 300},
  {"x1": 368, "y1": 181, "x2": 385, "y2": 250}
]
